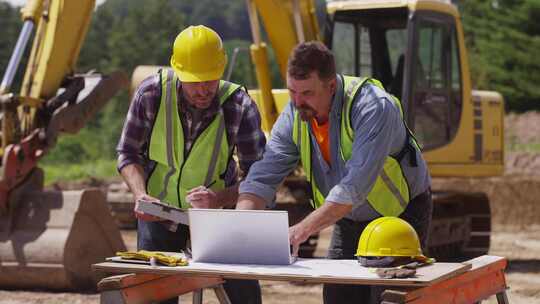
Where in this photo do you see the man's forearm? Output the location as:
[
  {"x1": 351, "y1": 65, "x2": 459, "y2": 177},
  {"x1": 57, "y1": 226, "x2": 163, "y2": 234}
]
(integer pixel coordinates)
[
  {"x1": 301, "y1": 201, "x2": 352, "y2": 235},
  {"x1": 236, "y1": 192, "x2": 266, "y2": 210},
  {"x1": 120, "y1": 163, "x2": 147, "y2": 198},
  {"x1": 216, "y1": 183, "x2": 240, "y2": 208}
]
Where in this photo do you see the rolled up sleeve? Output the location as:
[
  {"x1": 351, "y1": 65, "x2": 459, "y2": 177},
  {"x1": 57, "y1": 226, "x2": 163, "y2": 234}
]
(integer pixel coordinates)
[{"x1": 239, "y1": 103, "x2": 299, "y2": 208}]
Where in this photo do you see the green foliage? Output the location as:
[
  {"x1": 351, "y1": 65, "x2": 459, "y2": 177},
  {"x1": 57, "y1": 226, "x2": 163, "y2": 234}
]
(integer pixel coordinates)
[
  {"x1": 507, "y1": 142, "x2": 540, "y2": 153},
  {"x1": 41, "y1": 159, "x2": 118, "y2": 185},
  {"x1": 0, "y1": 3, "x2": 18, "y2": 71},
  {"x1": 0, "y1": 2, "x2": 28, "y2": 90},
  {"x1": 460, "y1": 0, "x2": 540, "y2": 112},
  {"x1": 76, "y1": 0, "x2": 186, "y2": 160},
  {"x1": 223, "y1": 40, "x2": 257, "y2": 87}
]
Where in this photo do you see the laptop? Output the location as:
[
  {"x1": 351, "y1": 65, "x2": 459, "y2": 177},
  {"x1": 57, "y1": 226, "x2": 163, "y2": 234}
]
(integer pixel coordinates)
[{"x1": 188, "y1": 209, "x2": 296, "y2": 265}]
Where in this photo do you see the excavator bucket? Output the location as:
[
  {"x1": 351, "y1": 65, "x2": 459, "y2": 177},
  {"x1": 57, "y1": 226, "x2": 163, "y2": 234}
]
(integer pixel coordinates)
[{"x1": 0, "y1": 170, "x2": 126, "y2": 291}]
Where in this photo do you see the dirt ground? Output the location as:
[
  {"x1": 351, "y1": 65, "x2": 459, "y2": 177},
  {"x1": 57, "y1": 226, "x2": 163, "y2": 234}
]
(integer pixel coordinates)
[{"x1": 1, "y1": 113, "x2": 540, "y2": 303}]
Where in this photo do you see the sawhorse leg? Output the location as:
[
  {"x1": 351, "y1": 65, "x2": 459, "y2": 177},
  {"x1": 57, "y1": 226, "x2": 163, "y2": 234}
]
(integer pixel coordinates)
[
  {"x1": 496, "y1": 290, "x2": 510, "y2": 304},
  {"x1": 381, "y1": 256, "x2": 509, "y2": 304},
  {"x1": 98, "y1": 273, "x2": 230, "y2": 304},
  {"x1": 193, "y1": 285, "x2": 231, "y2": 304}
]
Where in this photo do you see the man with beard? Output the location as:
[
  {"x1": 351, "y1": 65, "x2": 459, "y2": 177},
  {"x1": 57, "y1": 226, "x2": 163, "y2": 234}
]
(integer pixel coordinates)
[
  {"x1": 117, "y1": 25, "x2": 265, "y2": 304},
  {"x1": 236, "y1": 41, "x2": 433, "y2": 303}
]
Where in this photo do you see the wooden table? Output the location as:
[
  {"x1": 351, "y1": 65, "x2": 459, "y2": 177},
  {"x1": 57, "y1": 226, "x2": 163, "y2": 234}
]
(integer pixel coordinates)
[{"x1": 92, "y1": 255, "x2": 509, "y2": 304}]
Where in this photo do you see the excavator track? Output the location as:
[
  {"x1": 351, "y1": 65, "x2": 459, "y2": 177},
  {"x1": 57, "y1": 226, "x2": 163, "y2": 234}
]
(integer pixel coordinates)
[{"x1": 428, "y1": 191, "x2": 491, "y2": 262}]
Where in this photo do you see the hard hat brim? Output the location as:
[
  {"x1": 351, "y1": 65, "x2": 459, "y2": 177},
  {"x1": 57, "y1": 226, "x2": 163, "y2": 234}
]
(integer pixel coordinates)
[
  {"x1": 173, "y1": 66, "x2": 224, "y2": 82},
  {"x1": 170, "y1": 55, "x2": 225, "y2": 82}
]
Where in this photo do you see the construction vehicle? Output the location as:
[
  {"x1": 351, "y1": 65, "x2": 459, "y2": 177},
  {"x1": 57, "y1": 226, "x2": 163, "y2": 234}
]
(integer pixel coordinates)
[
  {"x1": 242, "y1": 0, "x2": 504, "y2": 261},
  {"x1": 0, "y1": 0, "x2": 127, "y2": 290}
]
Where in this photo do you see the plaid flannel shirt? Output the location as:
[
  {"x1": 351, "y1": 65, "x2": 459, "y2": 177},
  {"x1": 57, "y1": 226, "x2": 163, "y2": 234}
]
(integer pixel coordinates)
[{"x1": 117, "y1": 74, "x2": 266, "y2": 186}]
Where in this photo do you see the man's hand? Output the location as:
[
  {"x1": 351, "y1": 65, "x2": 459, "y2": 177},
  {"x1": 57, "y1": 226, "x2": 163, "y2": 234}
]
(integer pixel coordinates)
[
  {"x1": 134, "y1": 193, "x2": 162, "y2": 222},
  {"x1": 186, "y1": 186, "x2": 218, "y2": 209},
  {"x1": 289, "y1": 222, "x2": 312, "y2": 257},
  {"x1": 288, "y1": 201, "x2": 353, "y2": 256}
]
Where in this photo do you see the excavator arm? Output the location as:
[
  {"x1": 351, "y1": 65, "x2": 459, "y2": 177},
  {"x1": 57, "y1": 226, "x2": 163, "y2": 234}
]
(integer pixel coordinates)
[
  {"x1": 245, "y1": 0, "x2": 319, "y2": 131},
  {"x1": 0, "y1": 0, "x2": 128, "y2": 214},
  {"x1": 0, "y1": 0, "x2": 127, "y2": 290}
]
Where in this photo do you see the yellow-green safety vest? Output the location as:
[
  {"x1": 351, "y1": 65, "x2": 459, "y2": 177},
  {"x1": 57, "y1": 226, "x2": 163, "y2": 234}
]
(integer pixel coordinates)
[
  {"x1": 292, "y1": 75, "x2": 418, "y2": 216},
  {"x1": 147, "y1": 69, "x2": 241, "y2": 208}
]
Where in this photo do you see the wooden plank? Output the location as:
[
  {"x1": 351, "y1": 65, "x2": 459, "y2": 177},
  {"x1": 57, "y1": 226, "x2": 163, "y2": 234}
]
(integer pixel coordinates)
[
  {"x1": 93, "y1": 256, "x2": 474, "y2": 287},
  {"x1": 98, "y1": 273, "x2": 164, "y2": 291},
  {"x1": 381, "y1": 256, "x2": 508, "y2": 304},
  {"x1": 99, "y1": 274, "x2": 224, "y2": 304}
]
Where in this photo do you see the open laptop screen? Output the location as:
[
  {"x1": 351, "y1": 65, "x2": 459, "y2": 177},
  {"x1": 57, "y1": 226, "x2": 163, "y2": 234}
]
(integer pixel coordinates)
[{"x1": 188, "y1": 209, "x2": 294, "y2": 265}]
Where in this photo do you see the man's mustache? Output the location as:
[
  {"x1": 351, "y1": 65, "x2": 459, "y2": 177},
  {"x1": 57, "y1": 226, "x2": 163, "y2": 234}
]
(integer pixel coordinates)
[
  {"x1": 298, "y1": 105, "x2": 315, "y2": 113},
  {"x1": 192, "y1": 94, "x2": 212, "y2": 100}
]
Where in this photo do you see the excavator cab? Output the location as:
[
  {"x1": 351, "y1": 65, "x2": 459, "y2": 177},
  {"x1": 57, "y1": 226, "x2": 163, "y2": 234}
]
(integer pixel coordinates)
[
  {"x1": 326, "y1": 7, "x2": 408, "y2": 98},
  {"x1": 325, "y1": 4, "x2": 464, "y2": 152}
]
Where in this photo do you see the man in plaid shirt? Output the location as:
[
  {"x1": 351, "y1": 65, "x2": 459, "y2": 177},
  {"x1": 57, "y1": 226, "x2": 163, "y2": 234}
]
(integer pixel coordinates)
[{"x1": 117, "y1": 25, "x2": 265, "y2": 304}]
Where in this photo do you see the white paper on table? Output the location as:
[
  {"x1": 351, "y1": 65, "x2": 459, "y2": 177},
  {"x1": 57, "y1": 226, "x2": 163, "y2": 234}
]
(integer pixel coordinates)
[{"x1": 187, "y1": 258, "x2": 380, "y2": 279}]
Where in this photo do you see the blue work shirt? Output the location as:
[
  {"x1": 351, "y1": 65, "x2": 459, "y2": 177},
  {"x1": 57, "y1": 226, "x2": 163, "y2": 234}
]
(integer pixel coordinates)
[{"x1": 239, "y1": 75, "x2": 431, "y2": 222}]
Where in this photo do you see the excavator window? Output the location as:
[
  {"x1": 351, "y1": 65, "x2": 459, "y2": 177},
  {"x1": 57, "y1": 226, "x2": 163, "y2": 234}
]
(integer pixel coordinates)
[
  {"x1": 326, "y1": 7, "x2": 463, "y2": 147},
  {"x1": 410, "y1": 13, "x2": 463, "y2": 151},
  {"x1": 326, "y1": 7, "x2": 408, "y2": 99}
]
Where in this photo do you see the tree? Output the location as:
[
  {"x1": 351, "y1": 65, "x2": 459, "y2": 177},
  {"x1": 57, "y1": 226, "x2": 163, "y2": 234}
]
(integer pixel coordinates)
[
  {"x1": 75, "y1": 0, "x2": 187, "y2": 159},
  {"x1": 460, "y1": 0, "x2": 540, "y2": 112},
  {"x1": 0, "y1": 2, "x2": 26, "y2": 90}
]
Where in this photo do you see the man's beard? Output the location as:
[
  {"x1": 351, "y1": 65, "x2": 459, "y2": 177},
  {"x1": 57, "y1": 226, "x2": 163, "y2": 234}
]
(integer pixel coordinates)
[{"x1": 298, "y1": 105, "x2": 316, "y2": 121}]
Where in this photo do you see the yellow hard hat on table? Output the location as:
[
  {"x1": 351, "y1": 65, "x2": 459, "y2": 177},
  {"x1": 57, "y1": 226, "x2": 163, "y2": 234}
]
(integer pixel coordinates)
[
  {"x1": 170, "y1": 25, "x2": 227, "y2": 82},
  {"x1": 356, "y1": 216, "x2": 429, "y2": 266}
]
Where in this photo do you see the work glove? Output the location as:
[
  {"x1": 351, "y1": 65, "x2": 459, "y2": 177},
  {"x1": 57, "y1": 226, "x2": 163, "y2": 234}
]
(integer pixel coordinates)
[
  {"x1": 375, "y1": 267, "x2": 416, "y2": 278},
  {"x1": 372, "y1": 258, "x2": 435, "y2": 279},
  {"x1": 116, "y1": 250, "x2": 188, "y2": 266}
]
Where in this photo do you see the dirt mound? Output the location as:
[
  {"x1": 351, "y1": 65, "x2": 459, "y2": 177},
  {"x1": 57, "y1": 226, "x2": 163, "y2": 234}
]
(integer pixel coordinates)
[
  {"x1": 505, "y1": 111, "x2": 540, "y2": 147},
  {"x1": 432, "y1": 175, "x2": 540, "y2": 231},
  {"x1": 431, "y1": 112, "x2": 540, "y2": 231},
  {"x1": 506, "y1": 152, "x2": 540, "y2": 175}
]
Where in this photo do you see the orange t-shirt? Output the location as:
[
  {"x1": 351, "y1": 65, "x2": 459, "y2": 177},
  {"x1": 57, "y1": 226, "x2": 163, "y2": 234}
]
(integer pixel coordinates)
[{"x1": 310, "y1": 118, "x2": 331, "y2": 164}]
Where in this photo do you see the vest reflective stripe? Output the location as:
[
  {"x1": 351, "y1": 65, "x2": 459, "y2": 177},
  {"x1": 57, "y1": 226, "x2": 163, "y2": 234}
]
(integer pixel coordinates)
[
  {"x1": 292, "y1": 75, "x2": 411, "y2": 216},
  {"x1": 147, "y1": 69, "x2": 240, "y2": 208},
  {"x1": 292, "y1": 115, "x2": 326, "y2": 208}
]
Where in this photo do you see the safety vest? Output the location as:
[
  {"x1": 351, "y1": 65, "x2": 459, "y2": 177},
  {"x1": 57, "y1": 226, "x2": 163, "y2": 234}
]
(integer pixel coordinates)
[
  {"x1": 292, "y1": 75, "x2": 418, "y2": 216},
  {"x1": 146, "y1": 69, "x2": 241, "y2": 208}
]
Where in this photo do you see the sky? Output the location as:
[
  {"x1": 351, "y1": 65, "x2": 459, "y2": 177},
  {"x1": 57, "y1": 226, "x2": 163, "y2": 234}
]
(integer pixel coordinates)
[{"x1": 3, "y1": 0, "x2": 106, "y2": 7}]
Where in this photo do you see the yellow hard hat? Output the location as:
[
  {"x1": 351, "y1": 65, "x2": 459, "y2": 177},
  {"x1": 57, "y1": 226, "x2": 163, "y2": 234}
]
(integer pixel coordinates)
[
  {"x1": 170, "y1": 25, "x2": 227, "y2": 82},
  {"x1": 356, "y1": 217, "x2": 426, "y2": 260}
]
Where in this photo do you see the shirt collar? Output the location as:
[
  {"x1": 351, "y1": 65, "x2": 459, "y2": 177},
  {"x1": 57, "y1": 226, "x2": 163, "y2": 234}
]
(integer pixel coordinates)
[{"x1": 330, "y1": 74, "x2": 344, "y2": 121}]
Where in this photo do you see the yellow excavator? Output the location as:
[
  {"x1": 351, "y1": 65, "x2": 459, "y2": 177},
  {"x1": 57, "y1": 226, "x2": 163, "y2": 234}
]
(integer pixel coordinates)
[
  {"x1": 241, "y1": 0, "x2": 504, "y2": 260},
  {"x1": 0, "y1": 0, "x2": 127, "y2": 290}
]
